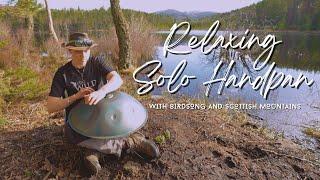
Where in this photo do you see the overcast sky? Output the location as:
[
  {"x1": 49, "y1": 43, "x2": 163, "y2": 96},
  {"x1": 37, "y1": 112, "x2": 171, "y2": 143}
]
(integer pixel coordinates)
[{"x1": 0, "y1": 0, "x2": 262, "y2": 13}]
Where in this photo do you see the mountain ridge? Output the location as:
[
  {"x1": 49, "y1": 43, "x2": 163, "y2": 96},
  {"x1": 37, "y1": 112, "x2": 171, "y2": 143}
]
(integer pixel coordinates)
[{"x1": 154, "y1": 9, "x2": 217, "y2": 20}]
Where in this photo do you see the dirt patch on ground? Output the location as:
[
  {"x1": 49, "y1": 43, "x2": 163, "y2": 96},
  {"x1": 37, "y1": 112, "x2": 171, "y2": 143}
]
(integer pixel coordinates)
[{"x1": 0, "y1": 98, "x2": 320, "y2": 179}]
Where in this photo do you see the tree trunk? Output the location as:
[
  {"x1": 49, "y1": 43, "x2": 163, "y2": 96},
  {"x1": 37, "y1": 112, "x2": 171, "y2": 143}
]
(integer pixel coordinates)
[
  {"x1": 44, "y1": 0, "x2": 59, "y2": 44},
  {"x1": 110, "y1": 0, "x2": 132, "y2": 70}
]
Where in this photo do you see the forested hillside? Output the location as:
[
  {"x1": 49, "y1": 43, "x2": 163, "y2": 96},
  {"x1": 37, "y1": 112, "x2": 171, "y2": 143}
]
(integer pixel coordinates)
[{"x1": 197, "y1": 0, "x2": 320, "y2": 30}]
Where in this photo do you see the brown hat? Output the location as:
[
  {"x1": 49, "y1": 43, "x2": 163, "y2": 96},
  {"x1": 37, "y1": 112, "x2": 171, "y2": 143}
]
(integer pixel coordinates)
[{"x1": 62, "y1": 32, "x2": 98, "y2": 51}]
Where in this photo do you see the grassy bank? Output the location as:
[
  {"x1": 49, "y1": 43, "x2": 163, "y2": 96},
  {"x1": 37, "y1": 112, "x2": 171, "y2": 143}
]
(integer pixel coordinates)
[
  {"x1": 0, "y1": 61, "x2": 320, "y2": 179},
  {"x1": 1, "y1": 83, "x2": 320, "y2": 178}
]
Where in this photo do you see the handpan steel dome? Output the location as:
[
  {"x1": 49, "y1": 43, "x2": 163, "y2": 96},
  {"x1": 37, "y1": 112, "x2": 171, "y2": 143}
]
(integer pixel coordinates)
[{"x1": 68, "y1": 91, "x2": 147, "y2": 139}]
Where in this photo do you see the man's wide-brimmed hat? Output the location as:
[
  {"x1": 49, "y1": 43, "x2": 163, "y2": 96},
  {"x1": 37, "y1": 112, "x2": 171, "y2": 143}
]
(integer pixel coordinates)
[{"x1": 62, "y1": 32, "x2": 98, "y2": 51}]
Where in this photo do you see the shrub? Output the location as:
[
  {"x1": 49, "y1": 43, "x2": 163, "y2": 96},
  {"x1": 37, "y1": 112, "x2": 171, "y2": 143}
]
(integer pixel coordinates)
[{"x1": 3, "y1": 67, "x2": 48, "y2": 101}]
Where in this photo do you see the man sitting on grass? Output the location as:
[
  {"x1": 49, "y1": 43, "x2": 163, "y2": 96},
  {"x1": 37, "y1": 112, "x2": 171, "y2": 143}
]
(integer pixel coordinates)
[{"x1": 46, "y1": 32, "x2": 159, "y2": 175}]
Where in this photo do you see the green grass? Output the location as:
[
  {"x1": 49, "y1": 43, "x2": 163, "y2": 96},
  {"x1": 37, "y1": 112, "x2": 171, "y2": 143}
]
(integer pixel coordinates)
[
  {"x1": 0, "y1": 116, "x2": 7, "y2": 128},
  {"x1": 3, "y1": 67, "x2": 48, "y2": 101},
  {"x1": 154, "y1": 129, "x2": 171, "y2": 144},
  {"x1": 0, "y1": 40, "x2": 8, "y2": 49}
]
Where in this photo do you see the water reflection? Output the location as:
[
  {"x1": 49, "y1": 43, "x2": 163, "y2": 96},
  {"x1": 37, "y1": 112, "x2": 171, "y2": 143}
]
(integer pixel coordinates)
[
  {"x1": 154, "y1": 31, "x2": 320, "y2": 149},
  {"x1": 272, "y1": 32, "x2": 320, "y2": 71}
]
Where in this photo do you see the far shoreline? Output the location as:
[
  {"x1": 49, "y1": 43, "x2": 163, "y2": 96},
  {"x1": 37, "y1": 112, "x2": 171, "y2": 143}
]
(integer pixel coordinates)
[{"x1": 155, "y1": 28, "x2": 320, "y2": 34}]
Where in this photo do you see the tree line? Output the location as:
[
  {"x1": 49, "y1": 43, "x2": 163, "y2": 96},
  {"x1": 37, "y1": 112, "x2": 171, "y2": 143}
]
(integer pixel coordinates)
[
  {"x1": 197, "y1": 0, "x2": 320, "y2": 30},
  {"x1": 0, "y1": 1, "x2": 175, "y2": 45},
  {"x1": 1, "y1": 0, "x2": 319, "y2": 44}
]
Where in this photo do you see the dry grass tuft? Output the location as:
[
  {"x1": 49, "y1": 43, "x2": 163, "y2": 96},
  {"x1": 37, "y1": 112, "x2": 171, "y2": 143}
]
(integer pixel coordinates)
[
  {"x1": 304, "y1": 128, "x2": 320, "y2": 140},
  {"x1": 94, "y1": 15, "x2": 160, "y2": 70}
]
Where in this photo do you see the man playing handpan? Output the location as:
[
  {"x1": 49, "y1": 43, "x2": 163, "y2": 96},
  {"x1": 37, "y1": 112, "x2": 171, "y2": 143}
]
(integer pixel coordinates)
[{"x1": 46, "y1": 32, "x2": 159, "y2": 175}]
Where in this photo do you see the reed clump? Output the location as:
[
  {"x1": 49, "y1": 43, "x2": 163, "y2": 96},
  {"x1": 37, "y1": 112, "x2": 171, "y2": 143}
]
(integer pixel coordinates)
[
  {"x1": 94, "y1": 15, "x2": 160, "y2": 70},
  {"x1": 303, "y1": 128, "x2": 320, "y2": 141}
]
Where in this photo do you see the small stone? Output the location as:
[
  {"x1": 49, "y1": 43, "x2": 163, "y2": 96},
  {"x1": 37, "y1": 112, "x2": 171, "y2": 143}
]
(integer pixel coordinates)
[{"x1": 192, "y1": 166, "x2": 198, "y2": 171}]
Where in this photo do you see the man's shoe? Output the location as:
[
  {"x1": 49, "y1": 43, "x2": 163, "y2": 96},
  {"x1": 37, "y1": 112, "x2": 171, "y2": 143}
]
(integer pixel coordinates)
[
  {"x1": 84, "y1": 153, "x2": 102, "y2": 175},
  {"x1": 126, "y1": 133, "x2": 160, "y2": 159}
]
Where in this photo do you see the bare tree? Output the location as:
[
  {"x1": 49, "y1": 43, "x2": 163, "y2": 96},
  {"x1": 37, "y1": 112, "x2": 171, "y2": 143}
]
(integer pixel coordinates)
[
  {"x1": 110, "y1": 0, "x2": 132, "y2": 70},
  {"x1": 44, "y1": 0, "x2": 59, "y2": 44}
]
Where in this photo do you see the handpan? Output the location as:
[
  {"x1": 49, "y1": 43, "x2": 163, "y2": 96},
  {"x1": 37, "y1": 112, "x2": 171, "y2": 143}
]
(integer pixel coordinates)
[{"x1": 68, "y1": 91, "x2": 147, "y2": 139}]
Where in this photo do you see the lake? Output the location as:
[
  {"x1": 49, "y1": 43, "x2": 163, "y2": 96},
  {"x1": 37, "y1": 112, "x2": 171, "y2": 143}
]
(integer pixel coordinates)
[{"x1": 153, "y1": 30, "x2": 320, "y2": 150}]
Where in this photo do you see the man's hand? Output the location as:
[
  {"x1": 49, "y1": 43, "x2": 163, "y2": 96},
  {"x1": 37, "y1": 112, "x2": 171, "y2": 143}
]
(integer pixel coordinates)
[
  {"x1": 86, "y1": 89, "x2": 107, "y2": 105},
  {"x1": 75, "y1": 87, "x2": 95, "y2": 99},
  {"x1": 84, "y1": 71, "x2": 123, "y2": 106}
]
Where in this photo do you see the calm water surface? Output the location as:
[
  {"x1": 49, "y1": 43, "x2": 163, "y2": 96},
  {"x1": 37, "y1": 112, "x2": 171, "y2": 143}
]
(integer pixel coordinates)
[{"x1": 153, "y1": 30, "x2": 320, "y2": 149}]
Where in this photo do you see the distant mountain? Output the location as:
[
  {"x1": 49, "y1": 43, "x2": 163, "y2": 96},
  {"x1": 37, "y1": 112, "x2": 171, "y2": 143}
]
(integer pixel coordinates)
[{"x1": 154, "y1": 9, "x2": 217, "y2": 20}]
